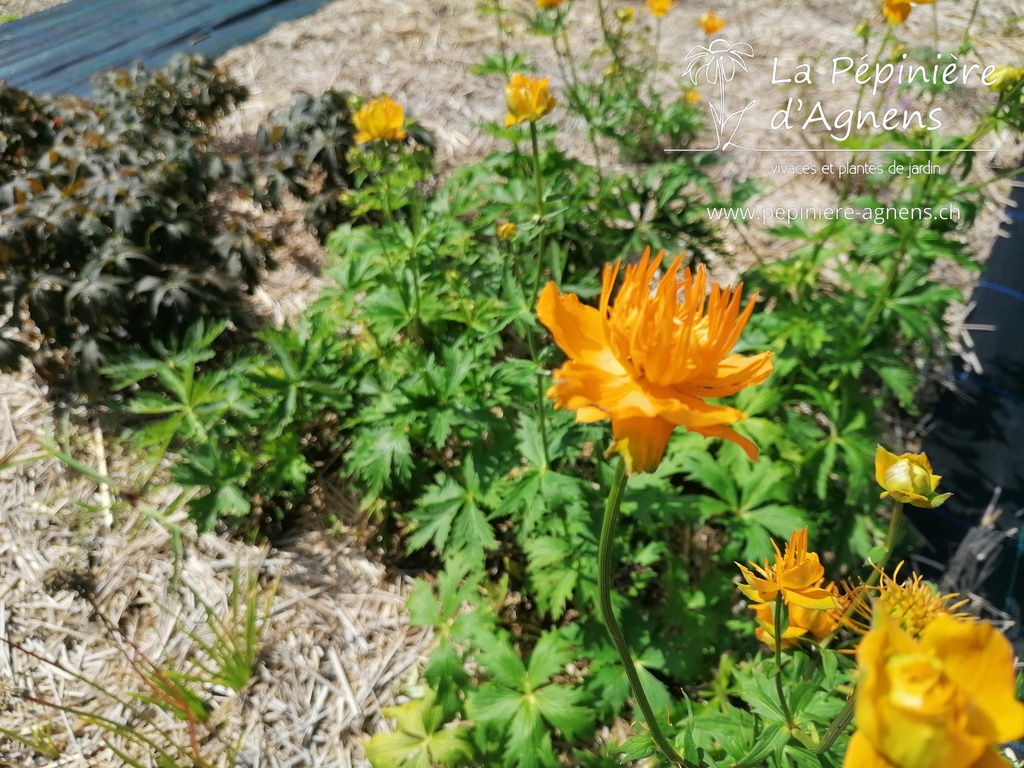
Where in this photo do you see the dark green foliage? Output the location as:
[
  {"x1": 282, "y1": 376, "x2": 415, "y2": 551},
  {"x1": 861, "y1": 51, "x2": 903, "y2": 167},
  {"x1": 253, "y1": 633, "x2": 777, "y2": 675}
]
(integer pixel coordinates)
[
  {"x1": 0, "y1": 54, "x2": 267, "y2": 387},
  {"x1": 252, "y1": 90, "x2": 359, "y2": 241},
  {"x1": 0, "y1": 84, "x2": 57, "y2": 185}
]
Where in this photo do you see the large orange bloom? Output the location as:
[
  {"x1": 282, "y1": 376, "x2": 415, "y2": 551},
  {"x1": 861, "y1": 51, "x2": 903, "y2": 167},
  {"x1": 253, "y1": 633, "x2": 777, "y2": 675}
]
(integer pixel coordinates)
[{"x1": 536, "y1": 248, "x2": 773, "y2": 473}]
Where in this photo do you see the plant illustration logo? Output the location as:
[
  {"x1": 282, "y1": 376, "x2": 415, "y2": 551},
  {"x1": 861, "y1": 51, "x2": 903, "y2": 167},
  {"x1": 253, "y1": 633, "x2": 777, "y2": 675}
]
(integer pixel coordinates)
[{"x1": 681, "y1": 38, "x2": 755, "y2": 150}]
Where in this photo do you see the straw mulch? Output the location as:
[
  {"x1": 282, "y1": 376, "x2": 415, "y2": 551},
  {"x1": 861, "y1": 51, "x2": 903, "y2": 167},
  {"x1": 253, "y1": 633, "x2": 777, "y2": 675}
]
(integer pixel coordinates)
[{"x1": 1, "y1": 1, "x2": 1023, "y2": 766}]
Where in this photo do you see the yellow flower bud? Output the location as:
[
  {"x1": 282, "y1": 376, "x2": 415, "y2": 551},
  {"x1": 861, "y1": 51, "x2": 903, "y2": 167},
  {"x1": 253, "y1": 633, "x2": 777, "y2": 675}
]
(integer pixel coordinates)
[
  {"x1": 874, "y1": 446, "x2": 951, "y2": 509},
  {"x1": 537, "y1": 0, "x2": 567, "y2": 8},
  {"x1": 988, "y1": 65, "x2": 1023, "y2": 93},
  {"x1": 615, "y1": 7, "x2": 635, "y2": 23},
  {"x1": 353, "y1": 96, "x2": 407, "y2": 144},
  {"x1": 504, "y1": 74, "x2": 556, "y2": 128},
  {"x1": 496, "y1": 222, "x2": 517, "y2": 240},
  {"x1": 682, "y1": 88, "x2": 701, "y2": 104}
]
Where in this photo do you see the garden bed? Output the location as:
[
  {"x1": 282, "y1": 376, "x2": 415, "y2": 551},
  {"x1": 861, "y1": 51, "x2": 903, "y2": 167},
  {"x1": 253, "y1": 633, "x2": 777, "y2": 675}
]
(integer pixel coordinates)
[{"x1": 1, "y1": 1, "x2": 1023, "y2": 767}]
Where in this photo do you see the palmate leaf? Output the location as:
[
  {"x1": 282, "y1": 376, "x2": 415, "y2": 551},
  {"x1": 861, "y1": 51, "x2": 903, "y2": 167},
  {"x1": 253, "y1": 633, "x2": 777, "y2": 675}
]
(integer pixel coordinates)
[
  {"x1": 364, "y1": 687, "x2": 473, "y2": 768},
  {"x1": 405, "y1": 455, "x2": 498, "y2": 564},
  {"x1": 346, "y1": 422, "x2": 414, "y2": 495},
  {"x1": 472, "y1": 630, "x2": 593, "y2": 768},
  {"x1": 524, "y1": 537, "x2": 578, "y2": 619}
]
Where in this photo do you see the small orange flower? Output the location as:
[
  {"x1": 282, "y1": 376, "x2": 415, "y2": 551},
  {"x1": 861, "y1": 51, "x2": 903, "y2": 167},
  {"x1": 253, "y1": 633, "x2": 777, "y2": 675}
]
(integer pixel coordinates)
[
  {"x1": 737, "y1": 528, "x2": 841, "y2": 610},
  {"x1": 536, "y1": 249, "x2": 772, "y2": 473},
  {"x1": 504, "y1": 74, "x2": 556, "y2": 128},
  {"x1": 353, "y1": 96, "x2": 407, "y2": 144},
  {"x1": 875, "y1": 446, "x2": 951, "y2": 509},
  {"x1": 698, "y1": 11, "x2": 725, "y2": 34},
  {"x1": 845, "y1": 613, "x2": 1024, "y2": 768},
  {"x1": 752, "y1": 583, "x2": 843, "y2": 649},
  {"x1": 881, "y1": 0, "x2": 912, "y2": 24},
  {"x1": 646, "y1": 0, "x2": 677, "y2": 17},
  {"x1": 682, "y1": 88, "x2": 702, "y2": 104},
  {"x1": 537, "y1": 0, "x2": 567, "y2": 7}
]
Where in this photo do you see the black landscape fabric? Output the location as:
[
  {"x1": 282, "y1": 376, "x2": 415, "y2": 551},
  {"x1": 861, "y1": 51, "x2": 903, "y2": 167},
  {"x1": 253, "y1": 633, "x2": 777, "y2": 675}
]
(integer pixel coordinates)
[
  {"x1": 913, "y1": 168, "x2": 1024, "y2": 616},
  {"x1": 0, "y1": 0, "x2": 333, "y2": 96}
]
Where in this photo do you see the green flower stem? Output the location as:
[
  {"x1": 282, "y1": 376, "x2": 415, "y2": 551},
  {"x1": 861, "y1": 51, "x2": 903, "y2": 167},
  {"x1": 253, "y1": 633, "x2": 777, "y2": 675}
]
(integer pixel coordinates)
[
  {"x1": 815, "y1": 695, "x2": 856, "y2": 754},
  {"x1": 963, "y1": 0, "x2": 982, "y2": 44},
  {"x1": 878, "y1": 500, "x2": 904, "y2": 573},
  {"x1": 815, "y1": 499, "x2": 908, "y2": 755},
  {"x1": 594, "y1": 0, "x2": 626, "y2": 74},
  {"x1": 856, "y1": 245, "x2": 905, "y2": 341},
  {"x1": 527, "y1": 120, "x2": 551, "y2": 468},
  {"x1": 599, "y1": 459, "x2": 686, "y2": 766},
  {"x1": 821, "y1": 499, "x2": 905, "y2": 649},
  {"x1": 773, "y1": 593, "x2": 795, "y2": 728},
  {"x1": 839, "y1": 30, "x2": 891, "y2": 199},
  {"x1": 528, "y1": 122, "x2": 548, "y2": 307},
  {"x1": 372, "y1": 177, "x2": 398, "y2": 276}
]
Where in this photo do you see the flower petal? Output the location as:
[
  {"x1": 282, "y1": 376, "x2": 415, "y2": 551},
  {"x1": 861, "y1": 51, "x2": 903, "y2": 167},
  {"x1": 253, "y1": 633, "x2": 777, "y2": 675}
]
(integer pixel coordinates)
[
  {"x1": 921, "y1": 617, "x2": 1024, "y2": 745},
  {"x1": 687, "y1": 423, "x2": 760, "y2": 461},
  {"x1": 537, "y1": 282, "x2": 612, "y2": 364},
  {"x1": 842, "y1": 731, "x2": 897, "y2": 768},
  {"x1": 785, "y1": 586, "x2": 840, "y2": 610},
  {"x1": 875, "y1": 446, "x2": 899, "y2": 487},
  {"x1": 608, "y1": 415, "x2": 676, "y2": 474},
  {"x1": 548, "y1": 361, "x2": 655, "y2": 417}
]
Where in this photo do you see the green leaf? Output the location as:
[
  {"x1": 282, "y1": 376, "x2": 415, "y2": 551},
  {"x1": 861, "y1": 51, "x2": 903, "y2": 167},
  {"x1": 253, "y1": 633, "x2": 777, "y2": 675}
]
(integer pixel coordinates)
[
  {"x1": 347, "y1": 424, "x2": 414, "y2": 494},
  {"x1": 525, "y1": 630, "x2": 573, "y2": 689},
  {"x1": 734, "y1": 722, "x2": 789, "y2": 766},
  {"x1": 533, "y1": 684, "x2": 592, "y2": 740},
  {"x1": 365, "y1": 687, "x2": 473, "y2": 768},
  {"x1": 524, "y1": 537, "x2": 579, "y2": 619},
  {"x1": 477, "y1": 632, "x2": 527, "y2": 689}
]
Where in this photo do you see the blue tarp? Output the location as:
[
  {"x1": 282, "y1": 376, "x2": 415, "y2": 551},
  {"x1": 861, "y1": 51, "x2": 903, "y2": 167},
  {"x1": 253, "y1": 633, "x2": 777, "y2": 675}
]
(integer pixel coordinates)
[{"x1": 0, "y1": 0, "x2": 334, "y2": 96}]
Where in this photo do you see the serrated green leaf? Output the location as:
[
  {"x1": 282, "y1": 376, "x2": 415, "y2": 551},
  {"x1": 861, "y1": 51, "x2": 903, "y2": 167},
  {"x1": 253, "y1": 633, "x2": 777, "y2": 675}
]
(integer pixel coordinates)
[
  {"x1": 734, "y1": 722, "x2": 789, "y2": 766},
  {"x1": 367, "y1": 687, "x2": 473, "y2": 768},
  {"x1": 533, "y1": 684, "x2": 592, "y2": 740},
  {"x1": 525, "y1": 630, "x2": 573, "y2": 689}
]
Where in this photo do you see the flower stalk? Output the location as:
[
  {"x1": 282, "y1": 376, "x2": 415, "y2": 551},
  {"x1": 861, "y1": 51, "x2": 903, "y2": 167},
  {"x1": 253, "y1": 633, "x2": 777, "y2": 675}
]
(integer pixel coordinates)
[
  {"x1": 598, "y1": 459, "x2": 686, "y2": 766},
  {"x1": 773, "y1": 593, "x2": 795, "y2": 729},
  {"x1": 527, "y1": 121, "x2": 551, "y2": 467}
]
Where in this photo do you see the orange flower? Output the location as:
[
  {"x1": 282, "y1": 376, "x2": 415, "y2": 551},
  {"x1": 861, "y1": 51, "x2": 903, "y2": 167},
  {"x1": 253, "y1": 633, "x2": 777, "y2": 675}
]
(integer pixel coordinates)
[
  {"x1": 752, "y1": 602, "x2": 807, "y2": 649},
  {"x1": 536, "y1": 249, "x2": 773, "y2": 473},
  {"x1": 698, "y1": 11, "x2": 725, "y2": 34},
  {"x1": 881, "y1": 0, "x2": 912, "y2": 24},
  {"x1": 737, "y1": 528, "x2": 841, "y2": 610},
  {"x1": 537, "y1": 0, "x2": 567, "y2": 7},
  {"x1": 353, "y1": 96, "x2": 407, "y2": 144},
  {"x1": 752, "y1": 587, "x2": 842, "y2": 649},
  {"x1": 875, "y1": 446, "x2": 951, "y2": 509},
  {"x1": 845, "y1": 613, "x2": 1024, "y2": 768},
  {"x1": 646, "y1": 0, "x2": 677, "y2": 17},
  {"x1": 505, "y1": 74, "x2": 556, "y2": 127}
]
